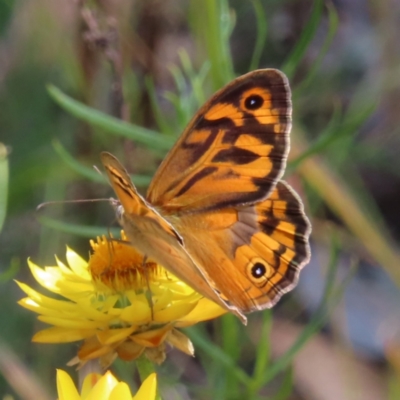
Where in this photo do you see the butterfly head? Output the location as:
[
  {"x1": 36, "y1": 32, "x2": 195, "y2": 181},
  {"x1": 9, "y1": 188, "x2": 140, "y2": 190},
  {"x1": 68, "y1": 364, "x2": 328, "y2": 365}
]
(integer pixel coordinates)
[{"x1": 109, "y1": 198, "x2": 124, "y2": 224}]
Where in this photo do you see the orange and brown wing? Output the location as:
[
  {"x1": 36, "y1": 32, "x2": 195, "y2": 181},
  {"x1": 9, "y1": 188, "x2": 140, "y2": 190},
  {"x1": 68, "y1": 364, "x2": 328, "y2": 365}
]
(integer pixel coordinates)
[
  {"x1": 100, "y1": 152, "x2": 179, "y2": 242},
  {"x1": 173, "y1": 181, "x2": 311, "y2": 312},
  {"x1": 147, "y1": 69, "x2": 291, "y2": 213}
]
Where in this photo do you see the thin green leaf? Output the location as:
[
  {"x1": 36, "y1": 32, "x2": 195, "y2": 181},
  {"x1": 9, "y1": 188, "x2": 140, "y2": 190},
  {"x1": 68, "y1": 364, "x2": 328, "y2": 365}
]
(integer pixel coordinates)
[
  {"x1": 163, "y1": 91, "x2": 189, "y2": 129},
  {"x1": 169, "y1": 65, "x2": 187, "y2": 98},
  {"x1": 37, "y1": 216, "x2": 119, "y2": 238},
  {"x1": 282, "y1": 0, "x2": 324, "y2": 79},
  {"x1": 294, "y1": 2, "x2": 339, "y2": 94},
  {"x1": 178, "y1": 49, "x2": 196, "y2": 81},
  {"x1": 249, "y1": 0, "x2": 268, "y2": 71},
  {"x1": 0, "y1": 257, "x2": 19, "y2": 282},
  {"x1": 248, "y1": 311, "x2": 273, "y2": 395},
  {"x1": 262, "y1": 304, "x2": 324, "y2": 384},
  {"x1": 269, "y1": 367, "x2": 294, "y2": 400},
  {"x1": 187, "y1": 325, "x2": 252, "y2": 386},
  {"x1": 0, "y1": 143, "x2": 9, "y2": 233},
  {"x1": 261, "y1": 233, "x2": 353, "y2": 385},
  {"x1": 52, "y1": 139, "x2": 105, "y2": 183},
  {"x1": 193, "y1": 61, "x2": 211, "y2": 106},
  {"x1": 136, "y1": 354, "x2": 160, "y2": 400},
  {"x1": 145, "y1": 76, "x2": 175, "y2": 136},
  {"x1": 221, "y1": 314, "x2": 241, "y2": 396},
  {"x1": 167, "y1": 65, "x2": 194, "y2": 126},
  {"x1": 221, "y1": 314, "x2": 241, "y2": 361},
  {"x1": 47, "y1": 85, "x2": 173, "y2": 152},
  {"x1": 178, "y1": 49, "x2": 210, "y2": 108},
  {"x1": 52, "y1": 139, "x2": 152, "y2": 187},
  {"x1": 290, "y1": 100, "x2": 375, "y2": 170},
  {"x1": 289, "y1": 102, "x2": 343, "y2": 170},
  {"x1": 190, "y1": 0, "x2": 235, "y2": 89}
]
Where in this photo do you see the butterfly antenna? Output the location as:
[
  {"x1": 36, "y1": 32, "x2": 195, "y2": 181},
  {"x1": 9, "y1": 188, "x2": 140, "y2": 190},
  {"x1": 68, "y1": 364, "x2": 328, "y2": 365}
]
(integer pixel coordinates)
[
  {"x1": 36, "y1": 198, "x2": 112, "y2": 212},
  {"x1": 93, "y1": 164, "x2": 103, "y2": 177}
]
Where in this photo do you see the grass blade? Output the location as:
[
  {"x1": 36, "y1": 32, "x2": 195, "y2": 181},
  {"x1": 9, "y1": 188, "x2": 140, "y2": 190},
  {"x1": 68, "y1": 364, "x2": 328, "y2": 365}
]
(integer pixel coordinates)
[
  {"x1": 52, "y1": 140, "x2": 152, "y2": 187},
  {"x1": 269, "y1": 367, "x2": 294, "y2": 400},
  {"x1": 37, "y1": 215, "x2": 119, "y2": 238},
  {"x1": 289, "y1": 100, "x2": 375, "y2": 170},
  {"x1": 261, "y1": 234, "x2": 348, "y2": 385},
  {"x1": 189, "y1": 0, "x2": 235, "y2": 89},
  {"x1": 0, "y1": 143, "x2": 9, "y2": 233},
  {"x1": 248, "y1": 311, "x2": 273, "y2": 395},
  {"x1": 294, "y1": 2, "x2": 339, "y2": 94},
  {"x1": 187, "y1": 325, "x2": 252, "y2": 386},
  {"x1": 145, "y1": 76, "x2": 175, "y2": 137},
  {"x1": 282, "y1": 0, "x2": 324, "y2": 79},
  {"x1": 47, "y1": 85, "x2": 173, "y2": 153},
  {"x1": 249, "y1": 0, "x2": 268, "y2": 71}
]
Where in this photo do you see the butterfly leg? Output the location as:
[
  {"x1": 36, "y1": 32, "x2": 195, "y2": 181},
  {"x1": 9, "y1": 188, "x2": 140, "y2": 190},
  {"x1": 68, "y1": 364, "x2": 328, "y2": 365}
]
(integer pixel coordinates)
[{"x1": 141, "y1": 254, "x2": 155, "y2": 320}]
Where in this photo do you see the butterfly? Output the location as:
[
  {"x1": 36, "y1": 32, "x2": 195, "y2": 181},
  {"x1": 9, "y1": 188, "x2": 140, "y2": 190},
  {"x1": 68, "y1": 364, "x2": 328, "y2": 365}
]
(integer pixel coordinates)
[{"x1": 101, "y1": 69, "x2": 311, "y2": 324}]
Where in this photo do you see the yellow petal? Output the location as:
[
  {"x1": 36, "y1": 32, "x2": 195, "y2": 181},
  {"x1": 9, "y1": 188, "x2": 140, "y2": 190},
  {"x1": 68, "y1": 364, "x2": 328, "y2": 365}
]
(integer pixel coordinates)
[
  {"x1": 160, "y1": 280, "x2": 193, "y2": 296},
  {"x1": 97, "y1": 327, "x2": 137, "y2": 345},
  {"x1": 18, "y1": 297, "x2": 80, "y2": 318},
  {"x1": 119, "y1": 301, "x2": 151, "y2": 323},
  {"x1": 37, "y1": 315, "x2": 106, "y2": 330},
  {"x1": 86, "y1": 371, "x2": 118, "y2": 400},
  {"x1": 125, "y1": 292, "x2": 146, "y2": 303},
  {"x1": 71, "y1": 304, "x2": 115, "y2": 323},
  {"x1": 33, "y1": 327, "x2": 97, "y2": 343},
  {"x1": 56, "y1": 369, "x2": 80, "y2": 400},
  {"x1": 132, "y1": 373, "x2": 157, "y2": 400},
  {"x1": 27, "y1": 260, "x2": 60, "y2": 293},
  {"x1": 99, "y1": 295, "x2": 121, "y2": 311},
  {"x1": 176, "y1": 298, "x2": 226, "y2": 327},
  {"x1": 109, "y1": 382, "x2": 133, "y2": 400},
  {"x1": 153, "y1": 301, "x2": 197, "y2": 323},
  {"x1": 79, "y1": 340, "x2": 114, "y2": 362},
  {"x1": 56, "y1": 280, "x2": 94, "y2": 297},
  {"x1": 151, "y1": 289, "x2": 173, "y2": 312},
  {"x1": 131, "y1": 324, "x2": 172, "y2": 347},
  {"x1": 81, "y1": 372, "x2": 103, "y2": 398},
  {"x1": 15, "y1": 280, "x2": 42, "y2": 301},
  {"x1": 55, "y1": 256, "x2": 77, "y2": 277},
  {"x1": 66, "y1": 247, "x2": 90, "y2": 278},
  {"x1": 19, "y1": 300, "x2": 78, "y2": 321}
]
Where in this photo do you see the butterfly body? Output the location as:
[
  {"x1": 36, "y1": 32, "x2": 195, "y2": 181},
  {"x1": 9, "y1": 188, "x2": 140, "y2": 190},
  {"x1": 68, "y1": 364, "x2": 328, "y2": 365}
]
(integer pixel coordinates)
[{"x1": 102, "y1": 69, "x2": 311, "y2": 324}]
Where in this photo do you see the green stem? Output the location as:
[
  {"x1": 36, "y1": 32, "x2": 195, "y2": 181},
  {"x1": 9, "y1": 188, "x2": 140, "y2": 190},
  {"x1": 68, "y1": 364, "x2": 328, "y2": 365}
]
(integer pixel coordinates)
[{"x1": 136, "y1": 354, "x2": 161, "y2": 400}]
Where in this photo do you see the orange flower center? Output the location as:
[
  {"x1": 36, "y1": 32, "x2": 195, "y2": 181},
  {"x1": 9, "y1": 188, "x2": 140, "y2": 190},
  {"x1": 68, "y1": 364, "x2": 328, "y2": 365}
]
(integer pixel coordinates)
[{"x1": 88, "y1": 232, "x2": 160, "y2": 292}]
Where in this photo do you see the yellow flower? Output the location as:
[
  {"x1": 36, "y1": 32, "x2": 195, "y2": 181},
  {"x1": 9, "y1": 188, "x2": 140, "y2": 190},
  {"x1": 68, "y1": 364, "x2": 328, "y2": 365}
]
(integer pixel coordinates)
[
  {"x1": 17, "y1": 232, "x2": 226, "y2": 367},
  {"x1": 57, "y1": 369, "x2": 156, "y2": 400}
]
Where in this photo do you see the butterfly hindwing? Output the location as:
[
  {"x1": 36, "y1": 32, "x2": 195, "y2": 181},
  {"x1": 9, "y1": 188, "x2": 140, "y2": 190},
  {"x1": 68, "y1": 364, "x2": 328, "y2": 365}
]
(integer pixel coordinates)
[{"x1": 172, "y1": 181, "x2": 311, "y2": 312}]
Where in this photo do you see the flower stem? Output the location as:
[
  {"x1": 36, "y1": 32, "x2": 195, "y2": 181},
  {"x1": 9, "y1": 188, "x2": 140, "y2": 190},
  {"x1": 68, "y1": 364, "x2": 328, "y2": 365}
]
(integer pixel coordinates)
[{"x1": 136, "y1": 354, "x2": 161, "y2": 400}]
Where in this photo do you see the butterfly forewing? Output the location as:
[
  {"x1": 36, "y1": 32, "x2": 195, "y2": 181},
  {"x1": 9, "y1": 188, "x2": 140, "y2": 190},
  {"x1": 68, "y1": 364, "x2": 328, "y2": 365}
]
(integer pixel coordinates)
[{"x1": 147, "y1": 69, "x2": 291, "y2": 214}]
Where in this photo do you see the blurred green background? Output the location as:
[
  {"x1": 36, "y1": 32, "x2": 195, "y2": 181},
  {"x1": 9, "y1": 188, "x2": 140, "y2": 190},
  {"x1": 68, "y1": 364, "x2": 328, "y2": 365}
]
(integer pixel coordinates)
[{"x1": 1, "y1": 0, "x2": 400, "y2": 399}]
